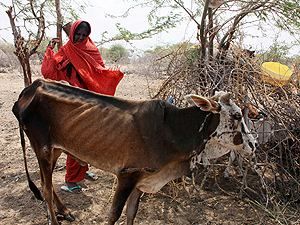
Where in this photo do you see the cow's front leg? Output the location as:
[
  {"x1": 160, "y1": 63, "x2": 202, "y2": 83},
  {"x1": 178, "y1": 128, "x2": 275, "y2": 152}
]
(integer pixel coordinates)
[
  {"x1": 126, "y1": 188, "x2": 143, "y2": 225},
  {"x1": 53, "y1": 190, "x2": 75, "y2": 222},
  {"x1": 108, "y1": 172, "x2": 141, "y2": 225},
  {"x1": 40, "y1": 159, "x2": 59, "y2": 225}
]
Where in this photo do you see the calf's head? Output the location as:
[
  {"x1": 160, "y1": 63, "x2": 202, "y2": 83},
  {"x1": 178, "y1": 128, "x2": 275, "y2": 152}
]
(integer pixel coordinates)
[{"x1": 186, "y1": 91, "x2": 257, "y2": 163}]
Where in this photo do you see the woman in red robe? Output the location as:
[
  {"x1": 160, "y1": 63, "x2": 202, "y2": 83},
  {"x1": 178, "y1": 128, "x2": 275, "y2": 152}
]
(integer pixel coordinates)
[{"x1": 41, "y1": 20, "x2": 124, "y2": 192}]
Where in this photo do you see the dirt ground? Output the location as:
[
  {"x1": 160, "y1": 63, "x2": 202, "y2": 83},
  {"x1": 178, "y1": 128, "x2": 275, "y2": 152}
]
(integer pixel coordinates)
[{"x1": 0, "y1": 67, "x2": 281, "y2": 225}]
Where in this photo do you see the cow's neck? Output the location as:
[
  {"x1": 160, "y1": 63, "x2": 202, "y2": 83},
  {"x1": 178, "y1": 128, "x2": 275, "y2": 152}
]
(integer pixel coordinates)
[
  {"x1": 165, "y1": 106, "x2": 220, "y2": 155},
  {"x1": 192, "y1": 111, "x2": 221, "y2": 153}
]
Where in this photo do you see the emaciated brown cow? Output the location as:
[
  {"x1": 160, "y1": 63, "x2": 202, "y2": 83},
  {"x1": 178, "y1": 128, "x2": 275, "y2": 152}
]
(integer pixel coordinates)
[{"x1": 12, "y1": 79, "x2": 256, "y2": 225}]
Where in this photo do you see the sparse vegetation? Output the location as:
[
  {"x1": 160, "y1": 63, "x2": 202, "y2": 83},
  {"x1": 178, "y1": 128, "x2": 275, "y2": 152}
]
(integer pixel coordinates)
[
  {"x1": 106, "y1": 44, "x2": 129, "y2": 63},
  {"x1": 0, "y1": 42, "x2": 18, "y2": 70},
  {"x1": 1, "y1": 0, "x2": 300, "y2": 224}
]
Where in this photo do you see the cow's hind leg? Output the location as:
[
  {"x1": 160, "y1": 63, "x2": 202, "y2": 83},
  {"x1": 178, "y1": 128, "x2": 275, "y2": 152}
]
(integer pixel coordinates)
[
  {"x1": 126, "y1": 188, "x2": 143, "y2": 225},
  {"x1": 24, "y1": 117, "x2": 63, "y2": 224},
  {"x1": 36, "y1": 146, "x2": 60, "y2": 225},
  {"x1": 27, "y1": 135, "x2": 59, "y2": 224},
  {"x1": 51, "y1": 149, "x2": 75, "y2": 222},
  {"x1": 108, "y1": 172, "x2": 141, "y2": 225}
]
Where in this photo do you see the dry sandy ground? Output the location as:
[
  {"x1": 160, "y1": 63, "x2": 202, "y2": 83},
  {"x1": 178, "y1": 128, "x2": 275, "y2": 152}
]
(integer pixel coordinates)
[{"x1": 0, "y1": 67, "x2": 278, "y2": 224}]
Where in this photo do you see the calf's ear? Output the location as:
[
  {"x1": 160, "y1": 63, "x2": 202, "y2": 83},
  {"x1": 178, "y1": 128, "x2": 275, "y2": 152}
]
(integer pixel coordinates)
[
  {"x1": 185, "y1": 94, "x2": 212, "y2": 111},
  {"x1": 220, "y1": 93, "x2": 231, "y2": 105}
]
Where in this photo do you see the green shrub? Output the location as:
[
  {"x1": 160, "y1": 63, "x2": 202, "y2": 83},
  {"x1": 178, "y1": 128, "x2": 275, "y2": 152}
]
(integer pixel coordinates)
[{"x1": 106, "y1": 44, "x2": 128, "y2": 63}]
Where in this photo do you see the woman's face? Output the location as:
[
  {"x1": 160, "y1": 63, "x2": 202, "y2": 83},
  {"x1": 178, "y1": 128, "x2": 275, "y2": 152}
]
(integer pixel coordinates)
[{"x1": 73, "y1": 26, "x2": 89, "y2": 43}]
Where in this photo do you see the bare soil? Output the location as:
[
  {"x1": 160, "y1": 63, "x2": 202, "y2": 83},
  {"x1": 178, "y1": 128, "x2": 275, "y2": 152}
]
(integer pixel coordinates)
[{"x1": 0, "y1": 67, "x2": 279, "y2": 224}]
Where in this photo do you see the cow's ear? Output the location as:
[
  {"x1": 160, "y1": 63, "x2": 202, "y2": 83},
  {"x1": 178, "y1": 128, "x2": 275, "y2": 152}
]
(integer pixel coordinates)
[
  {"x1": 185, "y1": 94, "x2": 212, "y2": 111},
  {"x1": 208, "y1": 99, "x2": 220, "y2": 112}
]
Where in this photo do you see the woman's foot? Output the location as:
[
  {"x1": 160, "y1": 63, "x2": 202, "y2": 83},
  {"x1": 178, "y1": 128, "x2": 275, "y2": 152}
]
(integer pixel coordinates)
[
  {"x1": 61, "y1": 182, "x2": 82, "y2": 193},
  {"x1": 85, "y1": 171, "x2": 98, "y2": 181}
]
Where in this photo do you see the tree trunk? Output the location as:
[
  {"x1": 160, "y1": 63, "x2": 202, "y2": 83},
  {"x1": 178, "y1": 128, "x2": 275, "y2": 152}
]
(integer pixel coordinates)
[
  {"x1": 6, "y1": 7, "x2": 32, "y2": 87},
  {"x1": 199, "y1": 0, "x2": 211, "y2": 59},
  {"x1": 55, "y1": 0, "x2": 63, "y2": 49},
  {"x1": 208, "y1": 8, "x2": 214, "y2": 58}
]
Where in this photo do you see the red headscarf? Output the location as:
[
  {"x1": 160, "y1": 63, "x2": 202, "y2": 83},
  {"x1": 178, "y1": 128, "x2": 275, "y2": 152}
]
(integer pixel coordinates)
[{"x1": 42, "y1": 20, "x2": 123, "y2": 95}]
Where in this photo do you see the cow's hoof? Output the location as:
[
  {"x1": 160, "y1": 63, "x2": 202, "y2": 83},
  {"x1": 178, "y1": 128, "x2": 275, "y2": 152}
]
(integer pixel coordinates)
[
  {"x1": 56, "y1": 213, "x2": 65, "y2": 221},
  {"x1": 56, "y1": 212, "x2": 75, "y2": 222},
  {"x1": 48, "y1": 217, "x2": 61, "y2": 225},
  {"x1": 64, "y1": 213, "x2": 75, "y2": 222}
]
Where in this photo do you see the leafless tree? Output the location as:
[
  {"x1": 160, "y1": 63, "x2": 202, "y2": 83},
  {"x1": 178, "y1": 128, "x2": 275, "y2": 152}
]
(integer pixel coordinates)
[{"x1": 6, "y1": 0, "x2": 46, "y2": 86}]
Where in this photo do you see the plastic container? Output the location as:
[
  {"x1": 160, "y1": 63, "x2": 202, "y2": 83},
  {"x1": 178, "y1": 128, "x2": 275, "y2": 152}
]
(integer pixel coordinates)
[{"x1": 261, "y1": 62, "x2": 292, "y2": 86}]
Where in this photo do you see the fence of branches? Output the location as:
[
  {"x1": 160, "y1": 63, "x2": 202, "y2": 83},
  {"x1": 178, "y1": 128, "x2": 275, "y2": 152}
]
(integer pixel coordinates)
[{"x1": 148, "y1": 44, "x2": 300, "y2": 219}]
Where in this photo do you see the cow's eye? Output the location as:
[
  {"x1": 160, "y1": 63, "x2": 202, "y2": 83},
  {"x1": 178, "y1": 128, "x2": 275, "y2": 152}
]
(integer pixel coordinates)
[{"x1": 232, "y1": 113, "x2": 242, "y2": 121}]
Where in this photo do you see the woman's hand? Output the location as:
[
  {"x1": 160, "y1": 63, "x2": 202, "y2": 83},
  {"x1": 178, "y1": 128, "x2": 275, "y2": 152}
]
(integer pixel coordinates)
[{"x1": 48, "y1": 38, "x2": 60, "y2": 49}]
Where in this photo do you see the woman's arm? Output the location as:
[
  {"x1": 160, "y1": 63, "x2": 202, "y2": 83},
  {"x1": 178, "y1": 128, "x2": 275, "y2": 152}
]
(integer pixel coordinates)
[
  {"x1": 41, "y1": 46, "x2": 59, "y2": 80},
  {"x1": 41, "y1": 38, "x2": 64, "y2": 80}
]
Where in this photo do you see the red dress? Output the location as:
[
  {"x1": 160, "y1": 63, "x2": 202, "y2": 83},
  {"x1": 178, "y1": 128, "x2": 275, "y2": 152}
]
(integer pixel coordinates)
[{"x1": 41, "y1": 20, "x2": 124, "y2": 183}]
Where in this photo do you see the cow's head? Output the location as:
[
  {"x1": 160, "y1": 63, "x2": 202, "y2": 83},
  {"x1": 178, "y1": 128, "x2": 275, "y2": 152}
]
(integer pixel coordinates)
[{"x1": 186, "y1": 91, "x2": 257, "y2": 167}]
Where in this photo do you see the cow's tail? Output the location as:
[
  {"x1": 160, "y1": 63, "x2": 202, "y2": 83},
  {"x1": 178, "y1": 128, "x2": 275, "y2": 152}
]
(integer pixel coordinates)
[{"x1": 13, "y1": 102, "x2": 43, "y2": 201}]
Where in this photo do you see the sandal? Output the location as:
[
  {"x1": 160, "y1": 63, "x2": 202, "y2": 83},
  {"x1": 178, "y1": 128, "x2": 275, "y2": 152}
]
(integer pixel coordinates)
[
  {"x1": 85, "y1": 171, "x2": 98, "y2": 181},
  {"x1": 61, "y1": 184, "x2": 82, "y2": 193}
]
